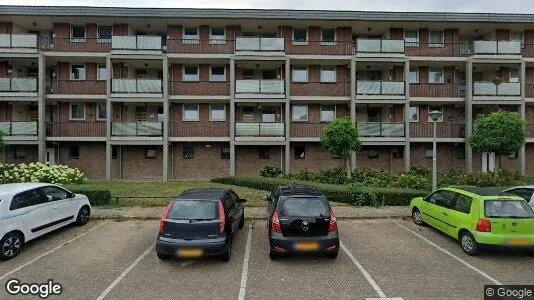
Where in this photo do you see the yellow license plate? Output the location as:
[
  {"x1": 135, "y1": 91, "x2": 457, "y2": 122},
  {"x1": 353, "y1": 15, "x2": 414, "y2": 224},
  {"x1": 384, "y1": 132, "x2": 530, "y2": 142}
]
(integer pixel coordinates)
[
  {"x1": 294, "y1": 242, "x2": 320, "y2": 252},
  {"x1": 177, "y1": 248, "x2": 203, "y2": 258},
  {"x1": 507, "y1": 239, "x2": 530, "y2": 246}
]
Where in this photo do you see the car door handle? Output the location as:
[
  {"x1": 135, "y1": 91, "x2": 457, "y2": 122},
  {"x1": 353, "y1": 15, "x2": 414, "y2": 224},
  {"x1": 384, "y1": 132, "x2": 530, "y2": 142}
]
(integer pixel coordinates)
[
  {"x1": 442, "y1": 212, "x2": 448, "y2": 216},
  {"x1": 52, "y1": 206, "x2": 59, "y2": 210}
]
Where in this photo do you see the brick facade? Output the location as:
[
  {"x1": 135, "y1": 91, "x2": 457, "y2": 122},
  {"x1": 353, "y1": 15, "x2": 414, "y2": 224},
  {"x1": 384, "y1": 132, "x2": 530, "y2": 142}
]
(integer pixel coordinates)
[
  {"x1": 236, "y1": 145, "x2": 284, "y2": 176},
  {"x1": 171, "y1": 142, "x2": 230, "y2": 180},
  {"x1": 113, "y1": 146, "x2": 163, "y2": 180},
  {"x1": 57, "y1": 142, "x2": 106, "y2": 180},
  {"x1": 410, "y1": 143, "x2": 466, "y2": 172}
]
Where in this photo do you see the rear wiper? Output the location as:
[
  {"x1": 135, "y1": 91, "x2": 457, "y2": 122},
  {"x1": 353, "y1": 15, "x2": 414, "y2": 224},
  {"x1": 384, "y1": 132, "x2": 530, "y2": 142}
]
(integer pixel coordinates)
[{"x1": 188, "y1": 218, "x2": 212, "y2": 223}]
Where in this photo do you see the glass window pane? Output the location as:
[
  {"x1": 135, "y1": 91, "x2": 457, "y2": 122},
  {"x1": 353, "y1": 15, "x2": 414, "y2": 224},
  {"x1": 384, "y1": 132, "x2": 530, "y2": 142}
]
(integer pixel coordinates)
[
  {"x1": 510, "y1": 69, "x2": 519, "y2": 83},
  {"x1": 211, "y1": 28, "x2": 225, "y2": 38},
  {"x1": 98, "y1": 65, "x2": 107, "y2": 80},
  {"x1": 321, "y1": 105, "x2": 335, "y2": 122},
  {"x1": 408, "y1": 106, "x2": 419, "y2": 122},
  {"x1": 98, "y1": 26, "x2": 112, "y2": 39},
  {"x1": 429, "y1": 69, "x2": 444, "y2": 84},
  {"x1": 211, "y1": 66, "x2": 225, "y2": 81},
  {"x1": 293, "y1": 28, "x2": 307, "y2": 42},
  {"x1": 428, "y1": 106, "x2": 444, "y2": 122},
  {"x1": 409, "y1": 69, "x2": 419, "y2": 84},
  {"x1": 292, "y1": 105, "x2": 308, "y2": 121},
  {"x1": 97, "y1": 104, "x2": 106, "y2": 120},
  {"x1": 70, "y1": 104, "x2": 85, "y2": 120},
  {"x1": 184, "y1": 104, "x2": 199, "y2": 121},
  {"x1": 211, "y1": 104, "x2": 225, "y2": 121},
  {"x1": 262, "y1": 107, "x2": 276, "y2": 123},
  {"x1": 184, "y1": 66, "x2": 199, "y2": 81},
  {"x1": 71, "y1": 65, "x2": 86, "y2": 80},
  {"x1": 321, "y1": 67, "x2": 336, "y2": 82},
  {"x1": 321, "y1": 29, "x2": 335, "y2": 42},
  {"x1": 404, "y1": 30, "x2": 419, "y2": 46},
  {"x1": 429, "y1": 31, "x2": 444, "y2": 47},
  {"x1": 71, "y1": 26, "x2": 85, "y2": 38},
  {"x1": 184, "y1": 27, "x2": 198, "y2": 36},
  {"x1": 292, "y1": 67, "x2": 308, "y2": 82}
]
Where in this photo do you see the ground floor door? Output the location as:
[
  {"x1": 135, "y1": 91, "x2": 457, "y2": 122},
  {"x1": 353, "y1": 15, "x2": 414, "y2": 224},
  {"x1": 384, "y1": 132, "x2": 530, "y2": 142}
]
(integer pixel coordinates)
[{"x1": 481, "y1": 152, "x2": 495, "y2": 172}]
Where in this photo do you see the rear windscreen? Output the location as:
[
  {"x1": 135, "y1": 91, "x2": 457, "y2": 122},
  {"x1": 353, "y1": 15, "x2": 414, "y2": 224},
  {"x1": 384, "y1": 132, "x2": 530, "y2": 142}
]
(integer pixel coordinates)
[
  {"x1": 485, "y1": 200, "x2": 534, "y2": 218},
  {"x1": 281, "y1": 198, "x2": 328, "y2": 217},
  {"x1": 168, "y1": 201, "x2": 218, "y2": 220}
]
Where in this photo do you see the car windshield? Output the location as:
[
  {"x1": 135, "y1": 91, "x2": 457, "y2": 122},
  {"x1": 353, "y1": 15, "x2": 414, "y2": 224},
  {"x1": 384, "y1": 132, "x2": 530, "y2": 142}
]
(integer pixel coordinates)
[
  {"x1": 168, "y1": 200, "x2": 218, "y2": 220},
  {"x1": 484, "y1": 200, "x2": 534, "y2": 218},
  {"x1": 281, "y1": 198, "x2": 328, "y2": 217}
]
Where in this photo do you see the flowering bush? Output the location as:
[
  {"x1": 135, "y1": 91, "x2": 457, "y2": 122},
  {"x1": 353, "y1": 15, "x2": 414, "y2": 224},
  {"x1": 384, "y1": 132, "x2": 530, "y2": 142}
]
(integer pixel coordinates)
[{"x1": 0, "y1": 162, "x2": 87, "y2": 184}]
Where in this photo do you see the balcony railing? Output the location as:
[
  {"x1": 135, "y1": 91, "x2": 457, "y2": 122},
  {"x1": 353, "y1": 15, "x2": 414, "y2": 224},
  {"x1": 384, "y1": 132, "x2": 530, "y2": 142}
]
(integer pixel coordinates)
[
  {"x1": 235, "y1": 79, "x2": 285, "y2": 95},
  {"x1": 46, "y1": 80, "x2": 106, "y2": 95},
  {"x1": 39, "y1": 37, "x2": 111, "y2": 52},
  {"x1": 290, "y1": 123, "x2": 327, "y2": 137},
  {"x1": 473, "y1": 41, "x2": 521, "y2": 55},
  {"x1": 405, "y1": 43, "x2": 473, "y2": 56},
  {"x1": 358, "y1": 122, "x2": 405, "y2": 137},
  {"x1": 111, "y1": 122, "x2": 163, "y2": 137},
  {"x1": 356, "y1": 81, "x2": 405, "y2": 95},
  {"x1": 111, "y1": 79, "x2": 162, "y2": 94},
  {"x1": 167, "y1": 39, "x2": 235, "y2": 54},
  {"x1": 285, "y1": 40, "x2": 353, "y2": 55},
  {"x1": 0, "y1": 34, "x2": 37, "y2": 49},
  {"x1": 169, "y1": 81, "x2": 230, "y2": 96},
  {"x1": 410, "y1": 123, "x2": 465, "y2": 138},
  {"x1": 111, "y1": 36, "x2": 162, "y2": 51},
  {"x1": 356, "y1": 39, "x2": 405, "y2": 54},
  {"x1": 235, "y1": 37, "x2": 285, "y2": 52},
  {"x1": 235, "y1": 122, "x2": 285, "y2": 137},
  {"x1": 46, "y1": 122, "x2": 106, "y2": 137},
  {"x1": 291, "y1": 81, "x2": 350, "y2": 97},
  {"x1": 0, "y1": 77, "x2": 38, "y2": 92},
  {"x1": 0, "y1": 121, "x2": 38, "y2": 136},
  {"x1": 473, "y1": 82, "x2": 521, "y2": 96},
  {"x1": 409, "y1": 83, "x2": 466, "y2": 98},
  {"x1": 170, "y1": 122, "x2": 229, "y2": 137}
]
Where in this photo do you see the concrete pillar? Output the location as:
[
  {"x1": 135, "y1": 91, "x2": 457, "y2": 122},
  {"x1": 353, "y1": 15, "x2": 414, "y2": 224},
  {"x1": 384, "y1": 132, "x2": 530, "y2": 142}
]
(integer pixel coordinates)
[
  {"x1": 105, "y1": 56, "x2": 112, "y2": 181},
  {"x1": 466, "y1": 59, "x2": 473, "y2": 172},
  {"x1": 285, "y1": 58, "x2": 291, "y2": 174},
  {"x1": 37, "y1": 54, "x2": 46, "y2": 163},
  {"x1": 105, "y1": 143, "x2": 112, "y2": 181},
  {"x1": 162, "y1": 56, "x2": 169, "y2": 182},
  {"x1": 404, "y1": 59, "x2": 411, "y2": 171},
  {"x1": 350, "y1": 57, "x2": 357, "y2": 170},
  {"x1": 520, "y1": 59, "x2": 526, "y2": 176},
  {"x1": 229, "y1": 58, "x2": 236, "y2": 176}
]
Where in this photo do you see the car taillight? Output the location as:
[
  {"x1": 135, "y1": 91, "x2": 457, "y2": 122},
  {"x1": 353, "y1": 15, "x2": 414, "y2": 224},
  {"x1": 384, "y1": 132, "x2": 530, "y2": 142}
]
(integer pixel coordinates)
[
  {"x1": 328, "y1": 210, "x2": 338, "y2": 232},
  {"x1": 159, "y1": 202, "x2": 173, "y2": 233},
  {"x1": 271, "y1": 211, "x2": 281, "y2": 233},
  {"x1": 218, "y1": 201, "x2": 225, "y2": 234},
  {"x1": 476, "y1": 219, "x2": 491, "y2": 232}
]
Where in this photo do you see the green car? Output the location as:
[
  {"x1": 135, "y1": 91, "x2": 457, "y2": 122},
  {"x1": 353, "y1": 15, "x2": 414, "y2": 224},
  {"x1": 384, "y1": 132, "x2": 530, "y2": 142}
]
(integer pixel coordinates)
[{"x1": 410, "y1": 186, "x2": 534, "y2": 255}]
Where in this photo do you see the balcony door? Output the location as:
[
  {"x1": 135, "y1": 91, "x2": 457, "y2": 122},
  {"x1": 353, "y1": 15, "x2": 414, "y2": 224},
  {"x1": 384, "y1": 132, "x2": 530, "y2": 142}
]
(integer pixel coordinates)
[
  {"x1": 481, "y1": 152, "x2": 496, "y2": 172},
  {"x1": 262, "y1": 70, "x2": 277, "y2": 80},
  {"x1": 46, "y1": 148, "x2": 56, "y2": 165}
]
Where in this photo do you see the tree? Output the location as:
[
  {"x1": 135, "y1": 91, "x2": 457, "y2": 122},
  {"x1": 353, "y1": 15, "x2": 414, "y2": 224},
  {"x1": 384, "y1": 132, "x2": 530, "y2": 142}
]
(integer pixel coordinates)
[
  {"x1": 469, "y1": 110, "x2": 526, "y2": 170},
  {"x1": 320, "y1": 117, "x2": 361, "y2": 178}
]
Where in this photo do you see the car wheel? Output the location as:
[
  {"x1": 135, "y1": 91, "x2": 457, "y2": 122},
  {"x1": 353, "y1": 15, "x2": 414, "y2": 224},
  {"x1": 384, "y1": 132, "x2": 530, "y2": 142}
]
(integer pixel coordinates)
[
  {"x1": 218, "y1": 236, "x2": 232, "y2": 262},
  {"x1": 325, "y1": 251, "x2": 338, "y2": 259},
  {"x1": 269, "y1": 251, "x2": 280, "y2": 260},
  {"x1": 75, "y1": 206, "x2": 90, "y2": 226},
  {"x1": 459, "y1": 231, "x2": 481, "y2": 256},
  {"x1": 238, "y1": 212, "x2": 245, "y2": 229},
  {"x1": 0, "y1": 232, "x2": 23, "y2": 261},
  {"x1": 412, "y1": 208, "x2": 424, "y2": 226},
  {"x1": 157, "y1": 252, "x2": 171, "y2": 260}
]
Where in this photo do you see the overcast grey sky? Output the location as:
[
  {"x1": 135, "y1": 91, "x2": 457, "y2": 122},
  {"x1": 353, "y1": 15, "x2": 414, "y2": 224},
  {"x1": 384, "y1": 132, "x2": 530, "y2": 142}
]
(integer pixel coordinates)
[{"x1": 1, "y1": 0, "x2": 534, "y2": 13}]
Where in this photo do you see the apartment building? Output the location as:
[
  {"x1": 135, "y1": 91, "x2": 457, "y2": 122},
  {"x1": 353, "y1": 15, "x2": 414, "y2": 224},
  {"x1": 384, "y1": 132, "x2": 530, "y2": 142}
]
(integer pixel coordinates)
[{"x1": 1, "y1": 6, "x2": 534, "y2": 181}]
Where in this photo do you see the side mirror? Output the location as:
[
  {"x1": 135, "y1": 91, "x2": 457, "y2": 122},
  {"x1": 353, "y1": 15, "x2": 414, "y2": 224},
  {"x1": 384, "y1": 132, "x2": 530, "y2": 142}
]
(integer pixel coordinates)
[
  {"x1": 240, "y1": 198, "x2": 247, "y2": 203},
  {"x1": 261, "y1": 195, "x2": 271, "y2": 202}
]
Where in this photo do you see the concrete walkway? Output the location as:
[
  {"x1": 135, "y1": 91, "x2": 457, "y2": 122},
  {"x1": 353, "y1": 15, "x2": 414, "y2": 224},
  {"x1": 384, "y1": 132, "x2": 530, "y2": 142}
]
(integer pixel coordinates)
[{"x1": 92, "y1": 205, "x2": 410, "y2": 220}]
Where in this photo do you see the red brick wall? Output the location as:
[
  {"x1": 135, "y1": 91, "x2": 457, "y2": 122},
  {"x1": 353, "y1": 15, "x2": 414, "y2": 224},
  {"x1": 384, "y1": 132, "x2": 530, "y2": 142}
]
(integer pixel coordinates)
[
  {"x1": 410, "y1": 143, "x2": 466, "y2": 171},
  {"x1": 171, "y1": 142, "x2": 230, "y2": 180},
  {"x1": 57, "y1": 142, "x2": 106, "y2": 180},
  {"x1": 0, "y1": 22, "x2": 13, "y2": 34},
  {"x1": 0, "y1": 145, "x2": 38, "y2": 164},
  {"x1": 389, "y1": 28, "x2": 404, "y2": 40},
  {"x1": 118, "y1": 146, "x2": 163, "y2": 180},
  {"x1": 496, "y1": 29, "x2": 510, "y2": 41},
  {"x1": 236, "y1": 145, "x2": 284, "y2": 176},
  {"x1": 472, "y1": 152, "x2": 520, "y2": 172},
  {"x1": 53, "y1": 23, "x2": 70, "y2": 38},
  {"x1": 56, "y1": 101, "x2": 99, "y2": 122},
  {"x1": 356, "y1": 146, "x2": 406, "y2": 173},
  {"x1": 112, "y1": 24, "x2": 128, "y2": 36},
  {"x1": 291, "y1": 143, "x2": 345, "y2": 172},
  {"x1": 526, "y1": 145, "x2": 534, "y2": 176}
]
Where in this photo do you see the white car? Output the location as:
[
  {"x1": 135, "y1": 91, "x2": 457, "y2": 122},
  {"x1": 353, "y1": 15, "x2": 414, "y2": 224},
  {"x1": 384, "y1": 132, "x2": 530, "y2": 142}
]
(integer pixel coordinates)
[
  {"x1": 0, "y1": 183, "x2": 91, "y2": 260},
  {"x1": 501, "y1": 186, "x2": 534, "y2": 207}
]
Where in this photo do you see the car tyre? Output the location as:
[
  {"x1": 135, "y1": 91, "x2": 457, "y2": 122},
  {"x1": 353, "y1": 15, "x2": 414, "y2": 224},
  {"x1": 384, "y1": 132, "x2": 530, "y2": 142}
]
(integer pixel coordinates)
[
  {"x1": 218, "y1": 236, "x2": 232, "y2": 262},
  {"x1": 269, "y1": 251, "x2": 280, "y2": 260},
  {"x1": 325, "y1": 251, "x2": 338, "y2": 259},
  {"x1": 238, "y1": 212, "x2": 245, "y2": 229},
  {"x1": 0, "y1": 232, "x2": 23, "y2": 261},
  {"x1": 459, "y1": 231, "x2": 481, "y2": 256},
  {"x1": 75, "y1": 205, "x2": 90, "y2": 226},
  {"x1": 412, "y1": 208, "x2": 425, "y2": 226},
  {"x1": 157, "y1": 252, "x2": 171, "y2": 260}
]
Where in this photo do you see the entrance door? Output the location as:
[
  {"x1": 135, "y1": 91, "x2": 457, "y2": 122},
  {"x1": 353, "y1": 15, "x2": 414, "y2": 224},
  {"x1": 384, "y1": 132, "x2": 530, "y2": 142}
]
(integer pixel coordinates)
[
  {"x1": 46, "y1": 148, "x2": 56, "y2": 165},
  {"x1": 481, "y1": 152, "x2": 495, "y2": 172}
]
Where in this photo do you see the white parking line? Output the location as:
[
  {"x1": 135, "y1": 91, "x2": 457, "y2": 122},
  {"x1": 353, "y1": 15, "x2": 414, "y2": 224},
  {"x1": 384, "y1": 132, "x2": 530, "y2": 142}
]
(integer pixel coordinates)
[
  {"x1": 392, "y1": 220, "x2": 502, "y2": 285},
  {"x1": 0, "y1": 222, "x2": 106, "y2": 281},
  {"x1": 96, "y1": 242, "x2": 155, "y2": 300},
  {"x1": 340, "y1": 241, "x2": 387, "y2": 299},
  {"x1": 238, "y1": 226, "x2": 253, "y2": 300}
]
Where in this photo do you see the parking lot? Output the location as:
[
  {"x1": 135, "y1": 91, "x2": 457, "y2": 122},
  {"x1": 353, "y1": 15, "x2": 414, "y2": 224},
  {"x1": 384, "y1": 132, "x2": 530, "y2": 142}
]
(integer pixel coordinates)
[{"x1": 1, "y1": 218, "x2": 533, "y2": 300}]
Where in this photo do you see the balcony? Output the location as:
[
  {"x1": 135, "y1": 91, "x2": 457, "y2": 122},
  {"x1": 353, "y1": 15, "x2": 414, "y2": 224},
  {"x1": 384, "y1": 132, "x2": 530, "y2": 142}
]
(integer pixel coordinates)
[
  {"x1": 235, "y1": 122, "x2": 285, "y2": 137},
  {"x1": 410, "y1": 123, "x2": 465, "y2": 139},
  {"x1": 473, "y1": 82, "x2": 521, "y2": 96},
  {"x1": 169, "y1": 81, "x2": 229, "y2": 96},
  {"x1": 39, "y1": 37, "x2": 111, "y2": 52},
  {"x1": 358, "y1": 122, "x2": 405, "y2": 137},
  {"x1": 285, "y1": 40, "x2": 353, "y2": 55},
  {"x1": 169, "y1": 122, "x2": 229, "y2": 137},
  {"x1": 409, "y1": 83, "x2": 466, "y2": 98},
  {"x1": 46, "y1": 80, "x2": 106, "y2": 95},
  {"x1": 235, "y1": 79, "x2": 285, "y2": 98},
  {"x1": 291, "y1": 82, "x2": 350, "y2": 97},
  {"x1": 111, "y1": 36, "x2": 162, "y2": 51},
  {"x1": 405, "y1": 43, "x2": 472, "y2": 57},
  {"x1": 473, "y1": 41, "x2": 521, "y2": 55},
  {"x1": 167, "y1": 39, "x2": 234, "y2": 54},
  {"x1": 235, "y1": 37, "x2": 285, "y2": 52},
  {"x1": 111, "y1": 79, "x2": 162, "y2": 94},
  {"x1": 111, "y1": 122, "x2": 163, "y2": 138},
  {"x1": 0, "y1": 121, "x2": 38, "y2": 139},
  {"x1": 46, "y1": 122, "x2": 106, "y2": 138},
  {"x1": 0, "y1": 34, "x2": 37, "y2": 53},
  {"x1": 356, "y1": 39, "x2": 405, "y2": 55},
  {"x1": 356, "y1": 81, "x2": 405, "y2": 96},
  {"x1": 290, "y1": 123, "x2": 327, "y2": 138},
  {"x1": 0, "y1": 77, "x2": 38, "y2": 94}
]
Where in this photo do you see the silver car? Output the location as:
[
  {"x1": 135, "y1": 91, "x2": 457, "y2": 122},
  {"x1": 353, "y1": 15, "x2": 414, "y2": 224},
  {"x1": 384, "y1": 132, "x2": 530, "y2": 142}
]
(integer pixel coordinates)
[{"x1": 501, "y1": 186, "x2": 534, "y2": 207}]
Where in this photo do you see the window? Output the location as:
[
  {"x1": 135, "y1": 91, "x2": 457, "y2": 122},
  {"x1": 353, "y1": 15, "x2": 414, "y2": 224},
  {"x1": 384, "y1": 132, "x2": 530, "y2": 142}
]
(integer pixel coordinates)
[
  {"x1": 70, "y1": 25, "x2": 85, "y2": 42},
  {"x1": 427, "y1": 106, "x2": 444, "y2": 122},
  {"x1": 429, "y1": 68, "x2": 444, "y2": 84},
  {"x1": 281, "y1": 198, "x2": 328, "y2": 217},
  {"x1": 452, "y1": 194, "x2": 472, "y2": 214},
  {"x1": 321, "y1": 29, "x2": 336, "y2": 45},
  {"x1": 292, "y1": 67, "x2": 308, "y2": 82},
  {"x1": 427, "y1": 190, "x2": 456, "y2": 208},
  {"x1": 210, "y1": 66, "x2": 226, "y2": 82},
  {"x1": 293, "y1": 28, "x2": 308, "y2": 45},
  {"x1": 368, "y1": 148, "x2": 379, "y2": 159},
  {"x1": 183, "y1": 104, "x2": 199, "y2": 121},
  {"x1": 69, "y1": 145, "x2": 80, "y2": 159},
  {"x1": 183, "y1": 27, "x2": 199, "y2": 44},
  {"x1": 97, "y1": 25, "x2": 112, "y2": 43},
  {"x1": 510, "y1": 69, "x2": 519, "y2": 83},
  {"x1": 425, "y1": 148, "x2": 433, "y2": 159},
  {"x1": 183, "y1": 145, "x2": 194, "y2": 159},
  {"x1": 408, "y1": 106, "x2": 419, "y2": 122},
  {"x1": 404, "y1": 29, "x2": 419, "y2": 47},
  {"x1": 210, "y1": 27, "x2": 226, "y2": 44},
  {"x1": 485, "y1": 200, "x2": 534, "y2": 218},
  {"x1": 96, "y1": 104, "x2": 107, "y2": 121},
  {"x1": 320, "y1": 66, "x2": 336, "y2": 83},
  {"x1": 97, "y1": 65, "x2": 107, "y2": 80},
  {"x1": 145, "y1": 147, "x2": 156, "y2": 159},
  {"x1": 294, "y1": 146, "x2": 305, "y2": 159},
  {"x1": 429, "y1": 31, "x2": 444, "y2": 47},
  {"x1": 183, "y1": 66, "x2": 199, "y2": 82},
  {"x1": 511, "y1": 31, "x2": 524, "y2": 48},
  {"x1": 112, "y1": 146, "x2": 118, "y2": 159},
  {"x1": 409, "y1": 68, "x2": 419, "y2": 84},
  {"x1": 259, "y1": 147, "x2": 270, "y2": 159},
  {"x1": 392, "y1": 147, "x2": 403, "y2": 159},
  {"x1": 508, "y1": 151, "x2": 518, "y2": 159},
  {"x1": 71, "y1": 65, "x2": 86, "y2": 81},
  {"x1": 10, "y1": 189, "x2": 47, "y2": 211},
  {"x1": 69, "y1": 104, "x2": 85, "y2": 121},
  {"x1": 504, "y1": 188, "x2": 534, "y2": 202},
  {"x1": 261, "y1": 107, "x2": 276, "y2": 123},
  {"x1": 221, "y1": 146, "x2": 230, "y2": 159},
  {"x1": 42, "y1": 186, "x2": 69, "y2": 202},
  {"x1": 210, "y1": 104, "x2": 226, "y2": 121},
  {"x1": 292, "y1": 105, "x2": 308, "y2": 122},
  {"x1": 14, "y1": 149, "x2": 25, "y2": 159},
  {"x1": 321, "y1": 105, "x2": 336, "y2": 122}
]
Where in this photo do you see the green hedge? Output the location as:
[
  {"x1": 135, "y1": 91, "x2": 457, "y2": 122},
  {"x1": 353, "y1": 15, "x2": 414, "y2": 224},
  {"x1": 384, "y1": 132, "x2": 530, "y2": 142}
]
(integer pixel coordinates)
[
  {"x1": 212, "y1": 176, "x2": 428, "y2": 206},
  {"x1": 70, "y1": 190, "x2": 112, "y2": 206}
]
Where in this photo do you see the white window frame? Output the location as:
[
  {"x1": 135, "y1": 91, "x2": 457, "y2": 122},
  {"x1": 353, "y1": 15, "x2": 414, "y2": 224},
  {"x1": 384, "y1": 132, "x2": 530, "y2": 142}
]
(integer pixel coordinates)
[
  {"x1": 409, "y1": 68, "x2": 419, "y2": 84},
  {"x1": 320, "y1": 66, "x2": 337, "y2": 83},
  {"x1": 96, "y1": 25, "x2": 112, "y2": 43},
  {"x1": 96, "y1": 103, "x2": 107, "y2": 121},
  {"x1": 70, "y1": 64, "x2": 86, "y2": 81},
  {"x1": 209, "y1": 66, "x2": 226, "y2": 82},
  {"x1": 404, "y1": 29, "x2": 419, "y2": 47},
  {"x1": 183, "y1": 27, "x2": 200, "y2": 44},
  {"x1": 510, "y1": 68, "x2": 520, "y2": 83},
  {"x1": 429, "y1": 30, "x2": 444, "y2": 48},
  {"x1": 292, "y1": 28, "x2": 308, "y2": 45},
  {"x1": 321, "y1": 28, "x2": 337, "y2": 45},
  {"x1": 427, "y1": 106, "x2": 444, "y2": 122},
  {"x1": 408, "y1": 106, "x2": 419, "y2": 123},
  {"x1": 183, "y1": 104, "x2": 200, "y2": 122},
  {"x1": 429, "y1": 68, "x2": 444, "y2": 84},
  {"x1": 69, "y1": 104, "x2": 85, "y2": 121},
  {"x1": 183, "y1": 65, "x2": 199, "y2": 82},
  {"x1": 292, "y1": 66, "x2": 308, "y2": 83},
  {"x1": 97, "y1": 65, "x2": 107, "y2": 81},
  {"x1": 209, "y1": 27, "x2": 226, "y2": 44},
  {"x1": 70, "y1": 25, "x2": 86, "y2": 43},
  {"x1": 320, "y1": 105, "x2": 336, "y2": 122},
  {"x1": 292, "y1": 105, "x2": 308, "y2": 122},
  {"x1": 209, "y1": 104, "x2": 226, "y2": 121}
]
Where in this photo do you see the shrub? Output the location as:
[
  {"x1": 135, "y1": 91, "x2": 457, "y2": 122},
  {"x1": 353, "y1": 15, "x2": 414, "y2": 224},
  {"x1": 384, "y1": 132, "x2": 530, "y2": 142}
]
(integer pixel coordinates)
[
  {"x1": 390, "y1": 173, "x2": 432, "y2": 190},
  {"x1": 0, "y1": 162, "x2": 87, "y2": 184},
  {"x1": 70, "y1": 190, "x2": 112, "y2": 206},
  {"x1": 437, "y1": 169, "x2": 462, "y2": 188},
  {"x1": 352, "y1": 170, "x2": 395, "y2": 188},
  {"x1": 259, "y1": 165, "x2": 282, "y2": 178},
  {"x1": 407, "y1": 165, "x2": 431, "y2": 177}
]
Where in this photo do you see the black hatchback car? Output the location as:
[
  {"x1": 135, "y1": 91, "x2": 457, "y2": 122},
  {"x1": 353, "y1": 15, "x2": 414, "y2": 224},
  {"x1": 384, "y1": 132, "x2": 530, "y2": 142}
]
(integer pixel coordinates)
[
  {"x1": 156, "y1": 188, "x2": 245, "y2": 262},
  {"x1": 263, "y1": 185, "x2": 339, "y2": 259}
]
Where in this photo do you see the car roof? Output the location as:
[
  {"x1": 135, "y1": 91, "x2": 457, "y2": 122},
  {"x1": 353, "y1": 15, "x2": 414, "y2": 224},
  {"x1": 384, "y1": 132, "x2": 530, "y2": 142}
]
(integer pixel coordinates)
[
  {"x1": 503, "y1": 185, "x2": 534, "y2": 190},
  {"x1": 0, "y1": 183, "x2": 50, "y2": 196},
  {"x1": 446, "y1": 186, "x2": 524, "y2": 201},
  {"x1": 175, "y1": 188, "x2": 228, "y2": 201},
  {"x1": 278, "y1": 185, "x2": 324, "y2": 197}
]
